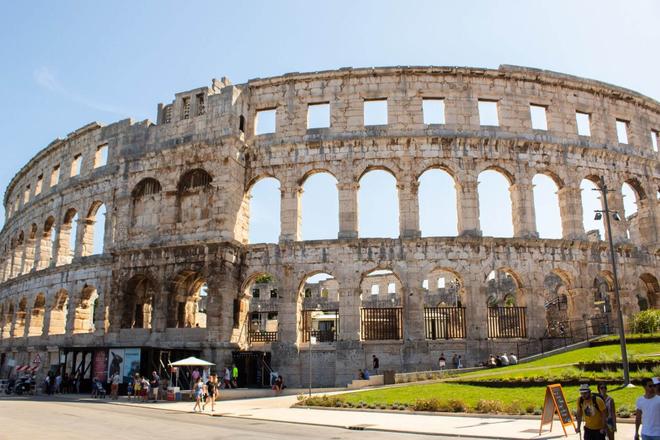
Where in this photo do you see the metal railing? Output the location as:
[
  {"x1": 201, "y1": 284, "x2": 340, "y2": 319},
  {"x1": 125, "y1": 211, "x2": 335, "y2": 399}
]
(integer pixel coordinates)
[
  {"x1": 360, "y1": 307, "x2": 403, "y2": 341},
  {"x1": 301, "y1": 309, "x2": 339, "y2": 342},
  {"x1": 248, "y1": 330, "x2": 278, "y2": 343},
  {"x1": 424, "y1": 307, "x2": 466, "y2": 339},
  {"x1": 487, "y1": 306, "x2": 527, "y2": 338}
]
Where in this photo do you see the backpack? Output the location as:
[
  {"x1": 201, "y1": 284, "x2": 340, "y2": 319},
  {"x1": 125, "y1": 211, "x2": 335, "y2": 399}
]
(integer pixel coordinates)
[{"x1": 579, "y1": 394, "x2": 604, "y2": 416}]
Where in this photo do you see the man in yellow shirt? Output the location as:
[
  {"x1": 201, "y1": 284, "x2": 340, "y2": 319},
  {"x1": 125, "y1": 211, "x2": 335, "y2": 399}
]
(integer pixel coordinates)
[{"x1": 576, "y1": 384, "x2": 608, "y2": 440}]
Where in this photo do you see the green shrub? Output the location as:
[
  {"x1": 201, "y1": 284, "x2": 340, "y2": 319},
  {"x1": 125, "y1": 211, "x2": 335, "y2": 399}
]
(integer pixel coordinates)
[
  {"x1": 448, "y1": 399, "x2": 467, "y2": 412},
  {"x1": 475, "y1": 400, "x2": 505, "y2": 413},
  {"x1": 617, "y1": 404, "x2": 633, "y2": 418},
  {"x1": 412, "y1": 398, "x2": 441, "y2": 411},
  {"x1": 630, "y1": 309, "x2": 660, "y2": 333}
]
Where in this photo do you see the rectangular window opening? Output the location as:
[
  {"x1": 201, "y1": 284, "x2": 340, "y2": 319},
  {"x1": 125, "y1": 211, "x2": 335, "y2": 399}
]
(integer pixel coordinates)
[
  {"x1": 616, "y1": 119, "x2": 629, "y2": 144},
  {"x1": 422, "y1": 98, "x2": 445, "y2": 125},
  {"x1": 652, "y1": 130, "x2": 659, "y2": 152},
  {"x1": 51, "y1": 165, "x2": 60, "y2": 187},
  {"x1": 370, "y1": 284, "x2": 380, "y2": 295},
  {"x1": 363, "y1": 99, "x2": 388, "y2": 126},
  {"x1": 530, "y1": 104, "x2": 548, "y2": 130},
  {"x1": 196, "y1": 93, "x2": 205, "y2": 116},
  {"x1": 94, "y1": 144, "x2": 108, "y2": 168},
  {"x1": 182, "y1": 97, "x2": 191, "y2": 120},
  {"x1": 576, "y1": 112, "x2": 591, "y2": 136},
  {"x1": 255, "y1": 108, "x2": 277, "y2": 135},
  {"x1": 307, "y1": 102, "x2": 330, "y2": 129},
  {"x1": 478, "y1": 100, "x2": 499, "y2": 126},
  {"x1": 35, "y1": 175, "x2": 43, "y2": 195},
  {"x1": 387, "y1": 282, "x2": 396, "y2": 294},
  {"x1": 70, "y1": 154, "x2": 82, "y2": 177},
  {"x1": 23, "y1": 186, "x2": 30, "y2": 204}
]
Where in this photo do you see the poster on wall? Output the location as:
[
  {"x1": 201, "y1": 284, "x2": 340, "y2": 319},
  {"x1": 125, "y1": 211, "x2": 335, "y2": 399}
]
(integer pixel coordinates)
[
  {"x1": 123, "y1": 348, "x2": 141, "y2": 384},
  {"x1": 92, "y1": 350, "x2": 107, "y2": 382},
  {"x1": 107, "y1": 349, "x2": 125, "y2": 384}
]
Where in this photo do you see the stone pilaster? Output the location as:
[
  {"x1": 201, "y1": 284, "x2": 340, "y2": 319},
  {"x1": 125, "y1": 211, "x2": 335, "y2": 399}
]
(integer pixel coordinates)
[
  {"x1": 337, "y1": 181, "x2": 359, "y2": 239},
  {"x1": 635, "y1": 199, "x2": 657, "y2": 245},
  {"x1": 338, "y1": 287, "x2": 360, "y2": 341},
  {"x1": 80, "y1": 218, "x2": 96, "y2": 257},
  {"x1": 54, "y1": 223, "x2": 73, "y2": 266},
  {"x1": 510, "y1": 182, "x2": 538, "y2": 238},
  {"x1": 21, "y1": 238, "x2": 36, "y2": 274},
  {"x1": 279, "y1": 185, "x2": 302, "y2": 242},
  {"x1": 398, "y1": 178, "x2": 420, "y2": 238},
  {"x1": 604, "y1": 184, "x2": 628, "y2": 244},
  {"x1": 35, "y1": 232, "x2": 53, "y2": 270},
  {"x1": 557, "y1": 186, "x2": 585, "y2": 239},
  {"x1": 456, "y1": 178, "x2": 481, "y2": 236}
]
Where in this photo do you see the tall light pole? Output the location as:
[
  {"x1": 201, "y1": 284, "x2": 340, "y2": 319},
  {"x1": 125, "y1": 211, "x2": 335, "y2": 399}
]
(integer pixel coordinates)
[{"x1": 593, "y1": 177, "x2": 630, "y2": 386}]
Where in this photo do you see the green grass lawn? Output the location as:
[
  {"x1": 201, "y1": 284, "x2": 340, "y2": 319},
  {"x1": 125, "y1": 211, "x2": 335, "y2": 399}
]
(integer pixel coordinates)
[
  {"x1": 339, "y1": 382, "x2": 641, "y2": 415},
  {"x1": 310, "y1": 342, "x2": 658, "y2": 415}
]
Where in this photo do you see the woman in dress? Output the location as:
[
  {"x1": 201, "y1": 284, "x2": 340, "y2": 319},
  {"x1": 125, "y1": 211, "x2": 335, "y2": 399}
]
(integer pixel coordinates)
[{"x1": 192, "y1": 377, "x2": 204, "y2": 412}]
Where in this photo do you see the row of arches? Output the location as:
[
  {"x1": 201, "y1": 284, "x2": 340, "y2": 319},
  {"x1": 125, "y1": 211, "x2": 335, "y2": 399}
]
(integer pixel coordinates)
[
  {"x1": 0, "y1": 285, "x2": 99, "y2": 339},
  {"x1": 246, "y1": 167, "x2": 651, "y2": 243},
  {"x1": 1, "y1": 201, "x2": 106, "y2": 282}
]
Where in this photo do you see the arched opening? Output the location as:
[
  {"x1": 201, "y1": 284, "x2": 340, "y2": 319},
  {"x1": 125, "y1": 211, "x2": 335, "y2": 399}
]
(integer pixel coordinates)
[
  {"x1": 168, "y1": 271, "x2": 208, "y2": 328},
  {"x1": 485, "y1": 268, "x2": 527, "y2": 338},
  {"x1": 478, "y1": 170, "x2": 513, "y2": 237},
  {"x1": 14, "y1": 297, "x2": 27, "y2": 337},
  {"x1": 28, "y1": 293, "x2": 46, "y2": 337},
  {"x1": 2, "y1": 302, "x2": 14, "y2": 338},
  {"x1": 73, "y1": 285, "x2": 99, "y2": 334},
  {"x1": 247, "y1": 177, "x2": 281, "y2": 244},
  {"x1": 48, "y1": 289, "x2": 69, "y2": 335},
  {"x1": 358, "y1": 169, "x2": 399, "y2": 238},
  {"x1": 82, "y1": 202, "x2": 106, "y2": 256},
  {"x1": 418, "y1": 169, "x2": 458, "y2": 237},
  {"x1": 176, "y1": 168, "x2": 213, "y2": 223},
  {"x1": 359, "y1": 269, "x2": 403, "y2": 340},
  {"x1": 533, "y1": 174, "x2": 562, "y2": 239},
  {"x1": 121, "y1": 275, "x2": 156, "y2": 329},
  {"x1": 422, "y1": 268, "x2": 465, "y2": 339},
  {"x1": 543, "y1": 273, "x2": 570, "y2": 336},
  {"x1": 591, "y1": 273, "x2": 614, "y2": 335},
  {"x1": 637, "y1": 273, "x2": 659, "y2": 311},
  {"x1": 580, "y1": 178, "x2": 605, "y2": 240},
  {"x1": 301, "y1": 172, "x2": 339, "y2": 240},
  {"x1": 621, "y1": 181, "x2": 643, "y2": 241},
  {"x1": 299, "y1": 272, "x2": 339, "y2": 343},
  {"x1": 57, "y1": 208, "x2": 78, "y2": 265},
  {"x1": 241, "y1": 273, "x2": 280, "y2": 343},
  {"x1": 131, "y1": 178, "x2": 162, "y2": 229}
]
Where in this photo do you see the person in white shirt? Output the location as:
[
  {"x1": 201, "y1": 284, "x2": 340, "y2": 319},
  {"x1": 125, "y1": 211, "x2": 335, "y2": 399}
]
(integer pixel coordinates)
[
  {"x1": 500, "y1": 353, "x2": 509, "y2": 366},
  {"x1": 635, "y1": 377, "x2": 660, "y2": 440},
  {"x1": 509, "y1": 353, "x2": 518, "y2": 365}
]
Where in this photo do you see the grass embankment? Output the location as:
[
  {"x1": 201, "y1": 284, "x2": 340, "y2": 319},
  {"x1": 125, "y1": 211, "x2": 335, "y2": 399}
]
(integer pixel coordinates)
[{"x1": 301, "y1": 341, "x2": 659, "y2": 416}]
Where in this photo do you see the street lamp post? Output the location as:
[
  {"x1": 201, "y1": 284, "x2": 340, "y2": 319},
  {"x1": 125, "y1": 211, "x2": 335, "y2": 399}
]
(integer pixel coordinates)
[
  {"x1": 593, "y1": 177, "x2": 631, "y2": 387},
  {"x1": 308, "y1": 335, "x2": 316, "y2": 397}
]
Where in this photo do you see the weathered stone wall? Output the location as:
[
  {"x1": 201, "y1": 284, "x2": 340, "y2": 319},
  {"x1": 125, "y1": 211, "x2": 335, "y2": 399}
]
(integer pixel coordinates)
[{"x1": 0, "y1": 65, "x2": 658, "y2": 387}]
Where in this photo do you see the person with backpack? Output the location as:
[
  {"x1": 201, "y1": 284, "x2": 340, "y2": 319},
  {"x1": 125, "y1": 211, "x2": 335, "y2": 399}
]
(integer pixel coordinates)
[
  {"x1": 597, "y1": 383, "x2": 616, "y2": 440},
  {"x1": 576, "y1": 384, "x2": 607, "y2": 440}
]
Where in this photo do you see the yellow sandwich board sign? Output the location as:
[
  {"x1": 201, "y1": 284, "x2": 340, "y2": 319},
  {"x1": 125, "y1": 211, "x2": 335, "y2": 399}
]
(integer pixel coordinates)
[{"x1": 539, "y1": 384, "x2": 575, "y2": 437}]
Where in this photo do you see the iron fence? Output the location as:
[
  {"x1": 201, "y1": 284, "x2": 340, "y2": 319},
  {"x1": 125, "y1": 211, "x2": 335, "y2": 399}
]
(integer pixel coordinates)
[
  {"x1": 424, "y1": 307, "x2": 466, "y2": 339},
  {"x1": 487, "y1": 306, "x2": 527, "y2": 338},
  {"x1": 360, "y1": 307, "x2": 403, "y2": 340}
]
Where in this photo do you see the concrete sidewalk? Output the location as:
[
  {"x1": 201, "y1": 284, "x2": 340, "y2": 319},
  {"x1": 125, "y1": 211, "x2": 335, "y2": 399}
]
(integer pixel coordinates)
[{"x1": 64, "y1": 392, "x2": 635, "y2": 440}]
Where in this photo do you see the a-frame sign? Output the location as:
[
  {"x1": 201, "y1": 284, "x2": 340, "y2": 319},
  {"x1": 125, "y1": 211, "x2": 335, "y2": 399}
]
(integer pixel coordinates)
[{"x1": 539, "y1": 384, "x2": 575, "y2": 437}]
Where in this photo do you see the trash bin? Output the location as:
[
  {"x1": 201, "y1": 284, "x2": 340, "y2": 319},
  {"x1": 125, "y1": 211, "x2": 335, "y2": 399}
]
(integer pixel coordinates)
[{"x1": 383, "y1": 370, "x2": 396, "y2": 385}]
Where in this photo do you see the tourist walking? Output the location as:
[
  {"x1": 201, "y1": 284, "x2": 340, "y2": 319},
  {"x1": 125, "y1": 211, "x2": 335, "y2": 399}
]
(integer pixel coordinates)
[
  {"x1": 110, "y1": 371, "x2": 120, "y2": 400},
  {"x1": 203, "y1": 374, "x2": 217, "y2": 412},
  {"x1": 223, "y1": 367, "x2": 232, "y2": 389},
  {"x1": 141, "y1": 375, "x2": 150, "y2": 402},
  {"x1": 150, "y1": 371, "x2": 160, "y2": 402},
  {"x1": 576, "y1": 384, "x2": 607, "y2": 440},
  {"x1": 635, "y1": 378, "x2": 660, "y2": 440},
  {"x1": 372, "y1": 355, "x2": 379, "y2": 374},
  {"x1": 232, "y1": 364, "x2": 238, "y2": 388},
  {"x1": 133, "y1": 374, "x2": 141, "y2": 402},
  {"x1": 597, "y1": 383, "x2": 616, "y2": 440},
  {"x1": 192, "y1": 377, "x2": 204, "y2": 412}
]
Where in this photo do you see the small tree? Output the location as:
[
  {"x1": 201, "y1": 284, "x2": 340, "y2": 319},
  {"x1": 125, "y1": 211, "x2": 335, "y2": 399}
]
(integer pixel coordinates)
[{"x1": 629, "y1": 309, "x2": 660, "y2": 333}]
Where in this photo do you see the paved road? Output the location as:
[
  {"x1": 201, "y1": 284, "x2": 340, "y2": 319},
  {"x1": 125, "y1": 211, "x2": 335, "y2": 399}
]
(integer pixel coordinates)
[{"x1": 0, "y1": 398, "x2": 473, "y2": 440}]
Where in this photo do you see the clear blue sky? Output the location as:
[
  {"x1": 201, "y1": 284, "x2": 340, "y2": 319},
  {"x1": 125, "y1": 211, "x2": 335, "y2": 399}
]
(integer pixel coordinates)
[{"x1": 1, "y1": 0, "x2": 658, "y2": 242}]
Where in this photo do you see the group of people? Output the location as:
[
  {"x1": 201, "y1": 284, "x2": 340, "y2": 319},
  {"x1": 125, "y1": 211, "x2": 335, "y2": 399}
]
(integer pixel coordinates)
[
  {"x1": 437, "y1": 353, "x2": 464, "y2": 370},
  {"x1": 44, "y1": 370, "x2": 82, "y2": 395},
  {"x1": 486, "y1": 352, "x2": 517, "y2": 368},
  {"x1": 126, "y1": 371, "x2": 160, "y2": 402},
  {"x1": 192, "y1": 373, "x2": 219, "y2": 412},
  {"x1": 575, "y1": 377, "x2": 660, "y2": 440},
  {"x1": 357, "y1": 355, "x2": 380, "y2": 380}
]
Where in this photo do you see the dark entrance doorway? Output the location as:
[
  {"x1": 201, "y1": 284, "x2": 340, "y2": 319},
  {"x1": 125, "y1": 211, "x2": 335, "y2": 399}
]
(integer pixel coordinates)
[{"x1": 232, "y1": 351, "x2": 271, "y2": 388}]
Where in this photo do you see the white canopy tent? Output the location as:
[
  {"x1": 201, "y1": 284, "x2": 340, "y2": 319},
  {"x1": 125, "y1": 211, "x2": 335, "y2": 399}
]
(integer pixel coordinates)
[{"x1": 169, "y1": 357, "x2": 215, "y2": 389}]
